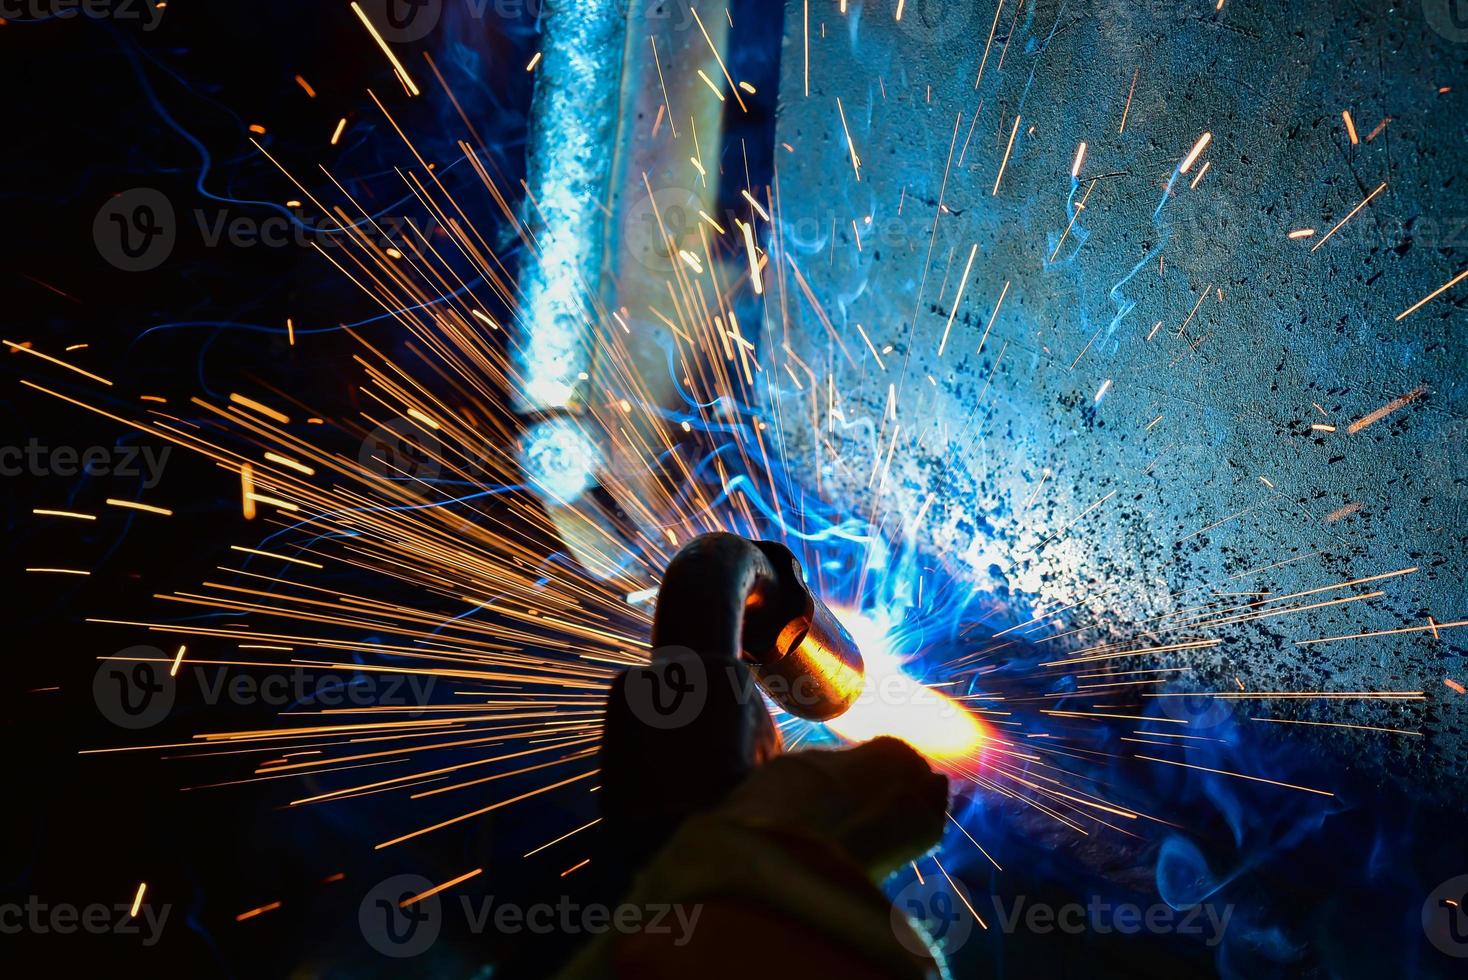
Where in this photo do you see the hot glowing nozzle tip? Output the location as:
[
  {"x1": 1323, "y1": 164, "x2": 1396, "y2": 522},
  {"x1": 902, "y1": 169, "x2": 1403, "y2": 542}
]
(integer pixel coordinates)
[{"x1": 821, "y1": 606, "x2": 989, "y2": 765}]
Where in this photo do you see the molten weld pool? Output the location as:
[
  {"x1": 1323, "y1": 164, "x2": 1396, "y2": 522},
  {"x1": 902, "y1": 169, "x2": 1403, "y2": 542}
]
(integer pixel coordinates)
[{"x1": 822, "y1": 606, "x2": 991, "y2": 767}]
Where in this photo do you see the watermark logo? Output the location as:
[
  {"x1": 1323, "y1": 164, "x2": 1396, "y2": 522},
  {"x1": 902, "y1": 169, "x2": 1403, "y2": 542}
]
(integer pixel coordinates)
[
  {"x1": 1406, "y1": 212, "x2": 1468, "y2": 249},
  {"x1": 1424, "y1": 415, "x2": 1468, "y2": 501},
  {"x1": 1103, "y1": 0, "x2": 1214, "y2": 51},
  {"x1": 93, "y1": 647, "x2": 176, "y2": 729},
  {"x1": 93, "y1": 188, "x2": 175, "y2": 272},
  {"x1": 1155, "y1": 690, "x2": 1236, "y2": 730},
  {"x1": 621, "y1": 647, "x2": 709, "y2": 730},
  {"x1": 355, "y1": 0, "x2": 709, "y2": 41},
  {"x1": 357, "y1": 0, "x2": 442, "y2": 42},
  {"x1": 360, "y1": 875, "x2": 442, "y2": 958},
  {"x1": 359, "y1": 418, "x2": 444, "y2": 484},
  {"x1": 1157, "y1": 190, "x2": 1246, "y2": 281},
  {"x1": 891, "y1": 874, "x2": 977, "y2": 956},
  {"x1": 1423, "y1": 0, "x2": 1468, "y2": 43},
  {"x1": 775, "y1": 204, "x2": 969, "y2": 274},
  {"x1": 1423, "y1": 875, "x2": 1468, "y2": 957},
  {"x1": 891, "y1": 0, "x2": 977, "y2": 50},
  {"x1": 626, "y1": 185, "x2": 706, "y2": 275}
]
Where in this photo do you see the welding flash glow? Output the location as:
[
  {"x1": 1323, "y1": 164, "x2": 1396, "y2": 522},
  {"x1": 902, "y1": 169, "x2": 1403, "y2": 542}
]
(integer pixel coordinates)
[
  {"x1": 518, "y1": 417, "x2": 603, "y2": 504},
  {"x1": 822, "y1": 607, "x2": 988, "y2": 765}
]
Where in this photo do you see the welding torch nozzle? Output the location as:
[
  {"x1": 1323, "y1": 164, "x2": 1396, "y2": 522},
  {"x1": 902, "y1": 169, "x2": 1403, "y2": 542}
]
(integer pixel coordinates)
[{"x1": 651, "y1": 532, "x2": 866, "y2": 722}]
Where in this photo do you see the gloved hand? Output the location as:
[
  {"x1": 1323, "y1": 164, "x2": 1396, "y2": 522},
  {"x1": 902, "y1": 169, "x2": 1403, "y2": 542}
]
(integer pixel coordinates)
[{"x1": 558, "y1": 736, "x2": 951, "y2": 980}]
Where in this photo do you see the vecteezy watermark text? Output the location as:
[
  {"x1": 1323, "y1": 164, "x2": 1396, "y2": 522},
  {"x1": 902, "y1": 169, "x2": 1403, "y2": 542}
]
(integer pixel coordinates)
[
  {"x1": 892, "y1": 879, "x2": 1234, "y2": 955},
  {"x1": 0, "y1": 896, "x2": 170, "y2": 946},
  {"x1": 991, "y1": 895, "x2": 1233, "y2": 946},
  {"x1": 359, "y1": 874, "x2": 701, "y2": 958},
  {"x1": 94, "y1": 190, "x2": 420, "y2": 272},
  {"x1": 354, "y1": 0, "x2": 710, "y2": 45},
  {"x1": 1, "y1": 440, "x2": 170, "y2": 488},
  {"x1": 621, "y1": 645, "x2": 966, "y2": 730},
  {"x1": 94, "y1": 648, "x2": 439, "y2": 729},
  {"x1": 0, "y1": 0, "x2": 165, "y2": 30}
]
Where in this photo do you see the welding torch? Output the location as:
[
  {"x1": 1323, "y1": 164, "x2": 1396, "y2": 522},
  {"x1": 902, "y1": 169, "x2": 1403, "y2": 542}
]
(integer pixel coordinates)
[
  {"x1": 600, "y1": 532, "x2": 868, "y2": 867},
  {"x1": 561, "y1": 533, "x2": 949, "y2": 979}
]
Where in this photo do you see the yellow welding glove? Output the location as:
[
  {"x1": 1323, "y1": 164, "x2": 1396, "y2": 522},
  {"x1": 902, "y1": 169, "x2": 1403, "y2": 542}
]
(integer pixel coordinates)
[{"x1": 558, "y1": 736, "x2": 951, "y2": 980}]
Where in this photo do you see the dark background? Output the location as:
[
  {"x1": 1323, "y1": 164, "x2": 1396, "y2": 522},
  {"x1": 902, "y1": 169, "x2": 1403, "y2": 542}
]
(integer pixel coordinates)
[
  {"x1": 2, "y1": 3, "x2": 1465, "y2": 978},
  {"x1": 0, "y1": 3, "x2": 784, "y2": 976}
]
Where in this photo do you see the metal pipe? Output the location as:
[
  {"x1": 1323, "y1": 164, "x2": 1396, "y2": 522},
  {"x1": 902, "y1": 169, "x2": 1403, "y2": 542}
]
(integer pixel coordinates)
[
  {"x1": 513, "y1": 2, "x2": 732, "y2": 584},
  {"x1": 513, "y1": 0, "x2": 625, "y2": 416}
]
